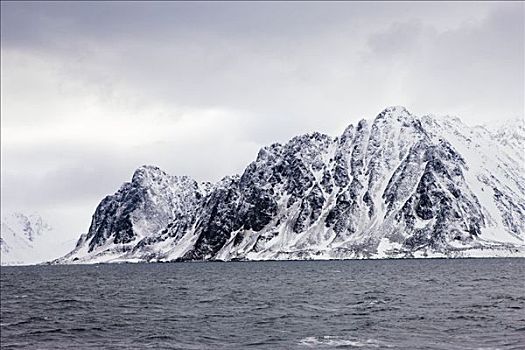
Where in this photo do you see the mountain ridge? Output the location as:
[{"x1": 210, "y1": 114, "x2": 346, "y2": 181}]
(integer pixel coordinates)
[{"x1": 53, "y1": 107, "x2": 525, "y2": 264}]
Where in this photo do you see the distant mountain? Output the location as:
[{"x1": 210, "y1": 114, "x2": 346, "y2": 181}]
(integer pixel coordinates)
[
  {"x1": 55, "y1": 107, "x2": 525, "y2": 264},
  {"x1": 1, "y1": 213, "x2": 53, "y2": 265}
]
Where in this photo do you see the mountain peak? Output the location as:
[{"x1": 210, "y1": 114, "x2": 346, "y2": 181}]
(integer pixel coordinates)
[
  {"x1": 381, "y1": 105, "x2": 411, "y2": 115},
  {"x1": 131, "y1": 165, "x2": 170, "y2": 184},
  {"x1": 373, "y1": 106, "x2": 415, "y2": 125}
]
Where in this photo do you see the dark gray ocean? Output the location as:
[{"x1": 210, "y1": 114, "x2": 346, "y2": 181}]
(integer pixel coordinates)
[{"x1": 1, "y1": 259, "x2": 524, "y2": 349}]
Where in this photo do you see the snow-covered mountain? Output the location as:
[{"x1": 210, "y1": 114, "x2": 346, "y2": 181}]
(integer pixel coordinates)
[
  {"x1": 58, "y1": 166, "x2": 210, "y2": 263},
  {"x1": 55, "y1": 107, "x2": 525, "y2": 264},
  {"x1": 1, "y1": 213, "x2": 54, "y2": 265}
]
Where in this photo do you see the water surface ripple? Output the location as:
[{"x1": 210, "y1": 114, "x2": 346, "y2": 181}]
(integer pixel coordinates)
[{"x1": 1, "y1": 259, "x2": 524, "y2": 349}]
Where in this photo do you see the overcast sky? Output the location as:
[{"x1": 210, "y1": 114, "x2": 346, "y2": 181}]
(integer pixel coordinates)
[{"x1": 1, "y1": 1, "x2": 523, "y2": 245}]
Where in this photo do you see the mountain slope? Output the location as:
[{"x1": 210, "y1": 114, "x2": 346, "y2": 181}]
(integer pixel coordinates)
[
  {"x1": 54, "y1": 107, "x2": 525, "y2": 263},
  {"x1": 1, "y1": 213, "x2": 54, "y2": 265}
]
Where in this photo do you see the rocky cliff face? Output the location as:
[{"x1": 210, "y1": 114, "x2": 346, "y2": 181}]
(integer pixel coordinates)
[{"x1": 55, "y1": 107, "x2": 525, "y2": 263}]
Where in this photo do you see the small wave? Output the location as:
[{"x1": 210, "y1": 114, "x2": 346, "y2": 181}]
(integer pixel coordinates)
[
  {"x1": 447, "y1": 314, "x2": 492, "y2": 321},
  {"x1": 424, "y1": 278, "x2": 437, "y2": 282},
  {"x1": 253, "y1": 303, "x2": 272, "y2": 311},
  {"x1": 52, "y1": 298, "x2": 85, "y2": 304},
  {"x1": 507, "y1": 305, "x2": 522, "y2": 310},
  {"x1": 300, "y1": 303, "x2": 340, "y2": 312},
  {"x1": 142, "y1": 334, "x2": 174, "y2": 341},
  {"x1": 198, "y1": 298, "x2": 221, "y2": 304},
  {"x1": 367, "y1": 299, "x2": 388, "y2": 307},
  {"x1": 68, "y1": 326, "x2": 105, "y2": 333},
  {"x1": 299, "y1": 335, "x2": 389, "y2": 348},
  {"x1": 25, "y1": 328, "x2": 64, "y2": 336},
  {"x1": 5, "y1": 316, "x2": 50, "y2": 327}
]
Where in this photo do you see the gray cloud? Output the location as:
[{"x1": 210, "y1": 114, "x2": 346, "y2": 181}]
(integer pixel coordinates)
[{"x1": 362, "y1": 3, "x2": 524, "y2": 123}]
